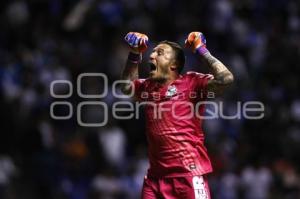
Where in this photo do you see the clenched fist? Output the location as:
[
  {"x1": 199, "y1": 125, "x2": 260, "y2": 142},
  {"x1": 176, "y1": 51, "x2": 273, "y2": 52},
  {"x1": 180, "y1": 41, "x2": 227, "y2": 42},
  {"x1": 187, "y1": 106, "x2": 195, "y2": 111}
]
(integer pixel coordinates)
[
  {"x1": 124, "y1": 32, "x2": 149, "y2": 53},
  {"x1": 185, "y1": 32, "x2": 208, "y2": 55}
]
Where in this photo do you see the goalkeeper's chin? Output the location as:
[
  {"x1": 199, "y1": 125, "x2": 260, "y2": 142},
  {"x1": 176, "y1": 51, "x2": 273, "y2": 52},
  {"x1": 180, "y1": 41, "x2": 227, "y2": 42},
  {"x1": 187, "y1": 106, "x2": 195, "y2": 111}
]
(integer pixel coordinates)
[{"x1": 148, "y1": 70, "x2": 158, "y2": 79}]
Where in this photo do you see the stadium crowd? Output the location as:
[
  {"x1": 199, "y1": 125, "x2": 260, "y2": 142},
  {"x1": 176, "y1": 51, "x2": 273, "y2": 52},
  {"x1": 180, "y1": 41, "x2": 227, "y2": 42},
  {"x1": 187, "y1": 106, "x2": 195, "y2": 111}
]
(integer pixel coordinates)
[{"x1": 0, "y1": 0, "x2": 300, "y2": 198}]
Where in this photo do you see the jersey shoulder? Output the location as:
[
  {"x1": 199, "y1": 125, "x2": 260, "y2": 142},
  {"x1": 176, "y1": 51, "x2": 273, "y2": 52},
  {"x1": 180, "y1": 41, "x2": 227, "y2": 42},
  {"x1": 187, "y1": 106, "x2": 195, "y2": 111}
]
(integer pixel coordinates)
[
  {"x1": 134, "y1": 78, "x2": 157, "y2": 92},
  {"x1": 184, "y1": 71, "x2": 214, "y2": 80},
  {"x1": 134, "y1": 78, "x2": 152, "y2": 87},
  {"x1": 134, "y1": 78, "x2": 147, "y2": 84}
]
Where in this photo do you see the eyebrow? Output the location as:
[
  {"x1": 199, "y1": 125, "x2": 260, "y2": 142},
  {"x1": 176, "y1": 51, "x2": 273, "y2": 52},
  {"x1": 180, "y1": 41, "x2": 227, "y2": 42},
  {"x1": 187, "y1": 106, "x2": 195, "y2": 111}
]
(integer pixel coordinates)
[{"x1": 153, "y1": 47, "x2": 165, "y2": 52}]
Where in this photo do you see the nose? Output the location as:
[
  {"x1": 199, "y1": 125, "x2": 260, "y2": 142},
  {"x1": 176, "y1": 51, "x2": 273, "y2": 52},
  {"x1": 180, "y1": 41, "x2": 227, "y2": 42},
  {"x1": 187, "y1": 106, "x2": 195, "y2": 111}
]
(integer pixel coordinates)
[{"x1": 149, "y1": 53, "x2": 156, "y2": 62}]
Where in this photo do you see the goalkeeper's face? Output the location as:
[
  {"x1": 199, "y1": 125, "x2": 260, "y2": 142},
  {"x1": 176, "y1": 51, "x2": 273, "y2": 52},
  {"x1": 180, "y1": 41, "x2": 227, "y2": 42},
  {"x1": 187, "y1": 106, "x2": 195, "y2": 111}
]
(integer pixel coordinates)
[{"x1": 148, "y1": 44, "x2": 176, "y2": 81}]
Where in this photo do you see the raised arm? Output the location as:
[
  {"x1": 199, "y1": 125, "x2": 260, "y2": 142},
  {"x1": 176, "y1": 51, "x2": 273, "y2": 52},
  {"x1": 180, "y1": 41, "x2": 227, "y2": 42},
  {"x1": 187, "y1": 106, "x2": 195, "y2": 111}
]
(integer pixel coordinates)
[
  {"x1": 121, "y1": 52, "x2": 140, "y2": 95},
  {"x1": 202, "y1": 52, "x2": 234, "y2": 94},
  {"x1": 185, "y1": 32, "x2": 234, "y2": 95},
  {"x1": 121, "y1": 32, "x2": 148, "y2": 95}
]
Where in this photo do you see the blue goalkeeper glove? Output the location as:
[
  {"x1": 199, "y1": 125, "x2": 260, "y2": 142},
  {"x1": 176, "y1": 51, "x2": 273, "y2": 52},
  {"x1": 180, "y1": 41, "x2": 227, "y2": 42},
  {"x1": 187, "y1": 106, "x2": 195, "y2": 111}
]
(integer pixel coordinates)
[{"x1": 124, "y1": 32, "x2": 149, "y2": 54}]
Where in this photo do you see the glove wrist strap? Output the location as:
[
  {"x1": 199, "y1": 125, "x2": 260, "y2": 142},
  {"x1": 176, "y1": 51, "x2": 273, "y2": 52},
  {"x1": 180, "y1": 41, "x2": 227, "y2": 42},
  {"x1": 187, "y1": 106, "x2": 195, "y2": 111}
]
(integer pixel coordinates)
[
  {"x1": 196, "y1": 46, "x2": 209, "y2": 56},
  {"x1": 128, "y1": 52, "x2": 142, "y2": 64}
]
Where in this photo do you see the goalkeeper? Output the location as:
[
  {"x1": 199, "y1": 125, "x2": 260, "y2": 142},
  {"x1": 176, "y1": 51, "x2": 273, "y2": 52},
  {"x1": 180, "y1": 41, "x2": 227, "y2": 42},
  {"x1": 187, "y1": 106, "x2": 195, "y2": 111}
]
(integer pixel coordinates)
[{"x1": 121, "y1": 32, "x2": 234, "y2": 199}]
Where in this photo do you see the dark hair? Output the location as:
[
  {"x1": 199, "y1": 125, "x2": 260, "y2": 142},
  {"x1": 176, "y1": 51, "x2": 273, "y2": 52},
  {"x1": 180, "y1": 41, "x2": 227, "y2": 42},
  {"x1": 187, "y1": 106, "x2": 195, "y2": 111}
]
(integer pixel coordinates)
[{"x1": 159, "y1": 40, "x2": 185, "y2": 73}]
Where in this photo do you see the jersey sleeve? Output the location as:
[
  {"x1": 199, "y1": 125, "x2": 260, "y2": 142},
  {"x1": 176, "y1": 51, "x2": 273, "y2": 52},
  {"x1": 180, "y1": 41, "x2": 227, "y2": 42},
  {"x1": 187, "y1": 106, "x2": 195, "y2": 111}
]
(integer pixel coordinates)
[
  {"x1": 133, "y1": 79, "x2": 146, "y2": 101},
  {"x1": 187, "y1": 71, "x2": 214, "y2": 99}
]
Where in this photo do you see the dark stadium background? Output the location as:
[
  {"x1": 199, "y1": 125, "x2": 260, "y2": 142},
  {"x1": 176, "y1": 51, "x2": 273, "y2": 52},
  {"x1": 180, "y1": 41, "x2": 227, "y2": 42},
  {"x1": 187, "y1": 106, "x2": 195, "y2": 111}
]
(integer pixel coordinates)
[{"x1": 0, "y1": 0, "x2": 300, "y2": 198}]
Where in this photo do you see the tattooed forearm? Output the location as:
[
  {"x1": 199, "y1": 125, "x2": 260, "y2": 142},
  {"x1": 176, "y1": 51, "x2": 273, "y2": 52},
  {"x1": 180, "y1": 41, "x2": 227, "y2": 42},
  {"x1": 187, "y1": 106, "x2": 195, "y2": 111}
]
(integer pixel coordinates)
[
  {"x1": 122, "y1": 61, "x2": 138, "y2": 81},
  {"x1": 120, "y1": 61, "x2": 139, "y2": 95},
  {"x1": 200, "y1": 52, "x2": 234, "y2": 95},
  {"x1": 203, "y1": 52, "x2": 234, "y2": 85},
  {"x1": 203, "y1": 53, "x2": 227, "y2": 74}
]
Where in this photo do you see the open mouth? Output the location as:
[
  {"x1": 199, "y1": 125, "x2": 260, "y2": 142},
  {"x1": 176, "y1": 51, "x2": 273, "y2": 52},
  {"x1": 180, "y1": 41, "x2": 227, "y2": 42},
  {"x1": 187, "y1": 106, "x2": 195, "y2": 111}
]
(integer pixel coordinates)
[{"x1": 149, "y1": 63, "x2": 156, "y2": 71}]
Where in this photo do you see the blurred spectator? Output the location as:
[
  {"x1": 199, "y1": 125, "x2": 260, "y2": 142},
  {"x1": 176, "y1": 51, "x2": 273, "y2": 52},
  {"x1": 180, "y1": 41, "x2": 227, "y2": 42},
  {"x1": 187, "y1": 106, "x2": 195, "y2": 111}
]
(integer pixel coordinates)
[{"x1": 241, "y1": 164, "x2": 272, "y2": 199}]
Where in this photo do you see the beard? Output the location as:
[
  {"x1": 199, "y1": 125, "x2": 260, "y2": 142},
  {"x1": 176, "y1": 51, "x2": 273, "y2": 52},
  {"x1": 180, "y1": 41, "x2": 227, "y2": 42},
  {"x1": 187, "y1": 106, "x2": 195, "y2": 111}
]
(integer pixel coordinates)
[
  {"x1": 148, "y1": 62, "x2": 171, "y2": 83},
  {"x1": 149, "y1": 71, "x2": 169, "y2": 84}
]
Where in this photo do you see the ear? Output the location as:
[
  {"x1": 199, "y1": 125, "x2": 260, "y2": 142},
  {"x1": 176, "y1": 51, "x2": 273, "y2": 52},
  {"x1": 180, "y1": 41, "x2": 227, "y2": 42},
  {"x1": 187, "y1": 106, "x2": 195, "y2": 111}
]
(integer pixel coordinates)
[{"x1": 170, "y1": 60, "x2": 178, "y2": 71}]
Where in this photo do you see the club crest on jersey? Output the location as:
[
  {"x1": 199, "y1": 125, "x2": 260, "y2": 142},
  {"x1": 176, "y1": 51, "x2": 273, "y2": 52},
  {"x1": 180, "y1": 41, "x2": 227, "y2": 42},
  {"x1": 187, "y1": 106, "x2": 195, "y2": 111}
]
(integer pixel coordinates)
[{"x1": 165, "y1": 85, "x2": 177, "y2": 97}]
